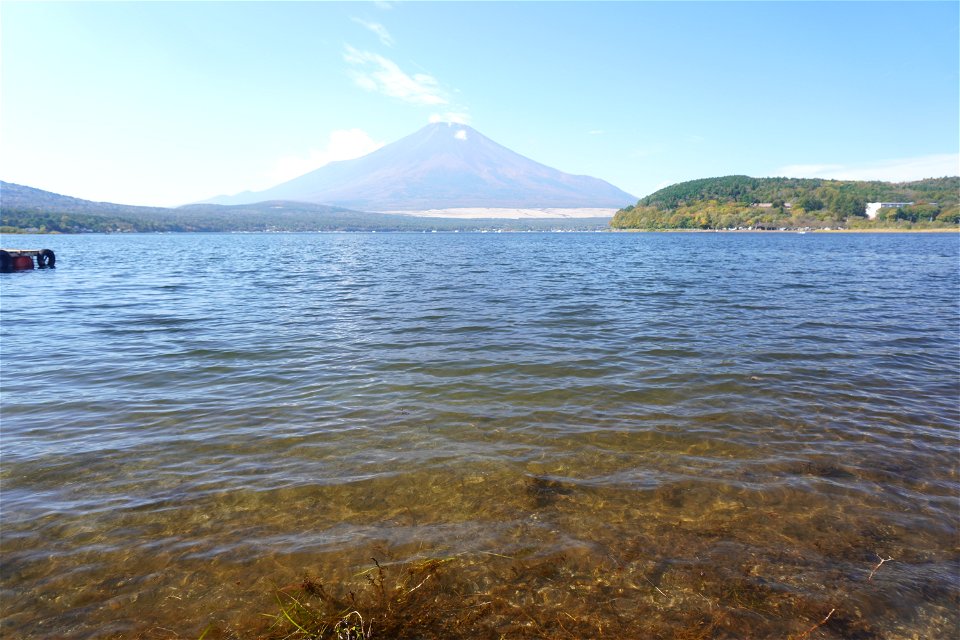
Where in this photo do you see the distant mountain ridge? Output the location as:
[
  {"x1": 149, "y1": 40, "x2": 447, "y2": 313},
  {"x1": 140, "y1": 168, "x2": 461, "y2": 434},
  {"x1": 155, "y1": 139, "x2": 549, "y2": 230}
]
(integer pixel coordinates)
[
  {"x1": 1, "y1": 182, "x2": 173, "y2": 216},
  {"x1": 0, "y1": 181, "x2": 609, "y2": 233},
  {"x1": 204, "y1": 122, "x2": 636, "y2": 209},
  {"x1": 0, "y1": 181, "x2": 377, "y2": 232}
]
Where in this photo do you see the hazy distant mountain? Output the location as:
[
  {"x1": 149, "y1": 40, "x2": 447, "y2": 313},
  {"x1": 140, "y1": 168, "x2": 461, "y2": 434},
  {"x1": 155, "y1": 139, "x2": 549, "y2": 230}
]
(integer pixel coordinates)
[
  {"x1": 1, "y1": 182, "x2": 172, "y2": 217},
  {"x1": 0, "y1": 181, "x2": 609, "y2": 233},
  {"x1": 204, "y1": 123, "x2": 636, "y2": 209},
  {"x1": 0, "y1": 181, "x2": 409, "y2": 232}
]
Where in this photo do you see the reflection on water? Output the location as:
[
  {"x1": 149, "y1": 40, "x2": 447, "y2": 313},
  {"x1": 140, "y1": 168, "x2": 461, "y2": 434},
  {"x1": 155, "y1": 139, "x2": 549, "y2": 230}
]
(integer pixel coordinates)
[{"x1": 1, "y1": 232, "x2": 957, "y2": 638}]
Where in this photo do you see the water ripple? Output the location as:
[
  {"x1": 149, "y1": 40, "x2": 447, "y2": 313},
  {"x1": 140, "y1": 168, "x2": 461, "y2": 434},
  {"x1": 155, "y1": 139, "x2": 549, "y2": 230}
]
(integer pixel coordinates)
[{"x1": 1, "y1": 231, "x2": 957, "y2": 637}]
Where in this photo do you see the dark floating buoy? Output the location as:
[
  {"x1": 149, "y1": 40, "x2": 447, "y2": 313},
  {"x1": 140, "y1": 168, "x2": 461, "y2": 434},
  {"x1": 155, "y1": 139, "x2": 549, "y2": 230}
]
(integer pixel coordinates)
[
  {"x1": 0, "y1": 248, "x2": 56, "y2": 272},
  {"x1": 36, "y1": 249, "x2": 56, "y2": 268}
]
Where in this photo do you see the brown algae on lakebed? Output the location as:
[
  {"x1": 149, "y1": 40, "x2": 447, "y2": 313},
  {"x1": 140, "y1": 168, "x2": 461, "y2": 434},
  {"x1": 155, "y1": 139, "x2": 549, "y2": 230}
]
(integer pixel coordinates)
[
  {"x1": 201, "y1": 506, "x2": 952, "y2": 640},
  {"x1": 44, "y1": 462, "x2": 953, "y2": 639}
]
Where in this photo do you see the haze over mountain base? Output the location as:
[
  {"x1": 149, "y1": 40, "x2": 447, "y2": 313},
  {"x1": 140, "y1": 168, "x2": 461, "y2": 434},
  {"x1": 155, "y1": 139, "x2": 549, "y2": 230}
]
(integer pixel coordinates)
[
  {"x1": 204, "y1": 123, "x2": 635, "y2": 211},
  {"x1": 381, "y1": 207, "x2": 617, "y2": 219}
]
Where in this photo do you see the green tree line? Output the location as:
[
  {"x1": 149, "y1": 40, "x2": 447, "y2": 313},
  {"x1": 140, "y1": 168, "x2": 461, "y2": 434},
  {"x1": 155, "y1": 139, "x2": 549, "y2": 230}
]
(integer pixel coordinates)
[{"x1": 611, "y1": 176, "x2": 959, "y2": 230}]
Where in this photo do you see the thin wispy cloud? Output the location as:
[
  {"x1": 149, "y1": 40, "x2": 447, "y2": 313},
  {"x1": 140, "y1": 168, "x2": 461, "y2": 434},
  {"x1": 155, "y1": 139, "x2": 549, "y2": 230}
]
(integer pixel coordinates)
[
  {"x1": 352, "y1": 18, "x2": 394, "y2": 47},
  {"x1": 344, "y1": 46, "x2": 448, "y2": 106},
  {"x1": 774, "y1": 153, "x2": 959, "y2": 182}
]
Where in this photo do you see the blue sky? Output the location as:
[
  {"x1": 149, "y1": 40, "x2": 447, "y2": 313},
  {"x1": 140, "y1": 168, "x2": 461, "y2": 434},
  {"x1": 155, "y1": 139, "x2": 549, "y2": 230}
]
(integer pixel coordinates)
[{"x1": 2, "y1": 1, "x2": 958, "y2": 207}]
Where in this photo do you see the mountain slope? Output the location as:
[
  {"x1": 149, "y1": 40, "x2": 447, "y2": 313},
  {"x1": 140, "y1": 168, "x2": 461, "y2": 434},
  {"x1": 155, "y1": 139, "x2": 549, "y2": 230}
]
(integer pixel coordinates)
[
  {"x1": 205, "y1": 123, "x2": 636, "y2": 209},
  {"x1": 1, "y1": 182, "x2": 174, "y2": 217}
]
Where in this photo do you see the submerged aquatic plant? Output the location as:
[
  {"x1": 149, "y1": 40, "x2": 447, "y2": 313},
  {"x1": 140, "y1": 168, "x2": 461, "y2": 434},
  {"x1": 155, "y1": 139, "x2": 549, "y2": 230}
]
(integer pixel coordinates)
[
  {"x1": 255, "y1": 551, "x2": 890, "y2": 640},
  {"x1": 261, "y1": 558, "x2": 457, "y2": 640},
  {"x1": 173, "y1": 537, "x2": 937, "y2": 640}
]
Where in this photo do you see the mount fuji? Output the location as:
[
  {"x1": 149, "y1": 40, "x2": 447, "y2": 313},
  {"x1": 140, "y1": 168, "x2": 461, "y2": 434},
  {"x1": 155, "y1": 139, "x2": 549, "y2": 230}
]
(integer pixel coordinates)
[{"x1": 204, "y1": 123, "x2": 635, "y2": 211}]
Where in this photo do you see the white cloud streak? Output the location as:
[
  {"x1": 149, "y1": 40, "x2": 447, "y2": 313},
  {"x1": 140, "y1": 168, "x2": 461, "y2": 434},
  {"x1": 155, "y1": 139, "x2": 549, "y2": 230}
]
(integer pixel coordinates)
[
  {"x1": 344, "y1": 45, "x2": 448, "y2": 106},
  {"x1": 773, "y1": 153, "x2": 959, "y2": 182},
  {"x1": 352, "y1": 18, "x2": 394, "y2": 47}
]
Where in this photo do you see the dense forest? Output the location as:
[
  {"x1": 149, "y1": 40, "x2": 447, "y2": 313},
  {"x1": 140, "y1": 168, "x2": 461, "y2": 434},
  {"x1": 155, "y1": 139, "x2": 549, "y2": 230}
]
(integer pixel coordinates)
[
  {"x1": 0, "y1": 182, "x2": 607, "y2": 233},
  {"x1": 610, "y1": 176, "x2": 959, "y2": 230}
]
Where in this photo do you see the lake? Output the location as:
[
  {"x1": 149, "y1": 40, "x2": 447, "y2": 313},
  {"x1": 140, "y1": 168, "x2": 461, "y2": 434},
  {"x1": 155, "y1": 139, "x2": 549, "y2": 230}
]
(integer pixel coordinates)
[{"x1": 1, "y1": 231, "x2": 957, "y2": 638}]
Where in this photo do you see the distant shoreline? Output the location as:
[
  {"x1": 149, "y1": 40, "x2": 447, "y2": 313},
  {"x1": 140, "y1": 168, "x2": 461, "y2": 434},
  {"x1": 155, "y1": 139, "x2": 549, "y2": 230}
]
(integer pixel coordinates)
[
  {"x1": 379, "y1": 207, "x2": 618, "y2": 219},
  {"x1": 3, "y1": 227, "x2": 958, "y2": 235},
  {"x1": 815, "y1": 228, "x2": 959, "y2": 233},
  {"x1": 611, "y1": 228, "x2": 959, "y2": 234}
]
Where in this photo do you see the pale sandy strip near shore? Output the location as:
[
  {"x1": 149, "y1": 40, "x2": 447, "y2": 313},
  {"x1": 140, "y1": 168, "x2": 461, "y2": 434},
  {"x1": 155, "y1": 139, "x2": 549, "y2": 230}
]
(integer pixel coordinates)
[{"x1": 378, "y1": 207, "x2": 618, "y2": 219}]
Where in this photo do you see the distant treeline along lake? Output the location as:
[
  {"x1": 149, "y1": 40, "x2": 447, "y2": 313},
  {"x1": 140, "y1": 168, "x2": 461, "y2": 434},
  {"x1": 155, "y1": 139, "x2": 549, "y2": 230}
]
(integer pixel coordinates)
[{"x1": 1, "y1": 175, "x2": 957, "y2": 233}]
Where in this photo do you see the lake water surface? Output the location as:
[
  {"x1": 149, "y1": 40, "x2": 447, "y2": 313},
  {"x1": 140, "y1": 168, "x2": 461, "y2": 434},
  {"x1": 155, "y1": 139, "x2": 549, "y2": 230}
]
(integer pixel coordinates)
[{"x1": 1, "y1": 232, "x2": 958, "y2": 638}]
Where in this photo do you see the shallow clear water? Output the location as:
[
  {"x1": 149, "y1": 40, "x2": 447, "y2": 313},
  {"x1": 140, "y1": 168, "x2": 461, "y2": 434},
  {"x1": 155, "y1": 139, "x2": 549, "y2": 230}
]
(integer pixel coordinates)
[{"x1": 1, "y1": 232, "x2": 958, "y2": 638}]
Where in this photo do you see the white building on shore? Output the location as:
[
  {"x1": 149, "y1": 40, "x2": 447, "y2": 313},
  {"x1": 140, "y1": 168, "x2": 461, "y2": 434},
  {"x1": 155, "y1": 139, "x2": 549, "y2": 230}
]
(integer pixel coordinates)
[{"x1": 864, "y1": 202, "x2": 913, "y2": 219}]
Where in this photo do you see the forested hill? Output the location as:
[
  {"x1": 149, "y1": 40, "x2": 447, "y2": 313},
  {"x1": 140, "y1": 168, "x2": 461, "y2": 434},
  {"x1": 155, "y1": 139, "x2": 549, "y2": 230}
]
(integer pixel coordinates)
[{"x1": 611, "y1": 176, "x2": 959, "y2": 230}]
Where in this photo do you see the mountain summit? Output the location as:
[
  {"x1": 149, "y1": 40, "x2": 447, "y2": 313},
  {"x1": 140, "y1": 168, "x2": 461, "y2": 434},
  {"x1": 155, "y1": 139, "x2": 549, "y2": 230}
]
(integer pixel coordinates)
[{"x1": 205, "y1": 123, "x2": 635, "y2": 210}]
